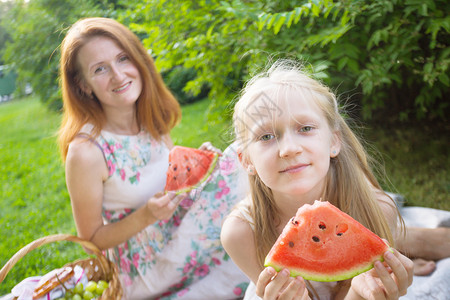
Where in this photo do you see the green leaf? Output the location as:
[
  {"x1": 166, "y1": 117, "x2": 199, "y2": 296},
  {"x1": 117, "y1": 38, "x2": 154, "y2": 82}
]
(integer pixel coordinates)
[
  {"x1": 438, "y1": 73, "x2": 450, "y2": 86},
  {"x1": 266, "y1": 14, "x2": 277, "y2": 30},
  {"x1": 273, "y1": 13, "x2": 287, "y2": 34},
  {"x1": 285, "y1": 11, "x2": 295, "y2": 28},
  {"x1": 337, "y1": 57, "x2": 348, "y2": 71},
  {"x1": 424, "y1": 62, "x2": 433, "y2": 74},
  {"x1": 311, "y1": 2, "x2": 321, "y2": 17},
  {"x1": 257, "y1": 12, "x2": 270, "y2": 31}
]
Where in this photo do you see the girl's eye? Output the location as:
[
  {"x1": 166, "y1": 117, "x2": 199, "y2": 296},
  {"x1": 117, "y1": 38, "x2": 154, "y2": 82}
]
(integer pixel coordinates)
[
  {"x1": 300, "y1": 126, "x2": 314, "y2": 133},
  {"x1": 259, "y1": 133, "x2": 274, "y2": 142}
]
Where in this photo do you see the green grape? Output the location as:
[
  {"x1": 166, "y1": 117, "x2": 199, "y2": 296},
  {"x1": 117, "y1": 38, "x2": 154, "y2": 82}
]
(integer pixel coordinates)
[
  {"x1": 85, "y1": 281, "x2": 98, "y2": 293},
  {"x1": 65, "y1": 290, "x2": 75, "y2": 298},
  {"x1": 98, "y1": 280, "x2": 109, "y2": 289},
  {"x1": 73, "y1": 282, "x2": 84, "y2": 294},
  {"x1": 95, "y1": 280, "x2": 109, "y2": 295},
  {"x1": 83, "y1": 290, "x2": 95, "y2": 300},
  {"x1": 72, "y1": 294, "x2": 82, "y2": 300}
]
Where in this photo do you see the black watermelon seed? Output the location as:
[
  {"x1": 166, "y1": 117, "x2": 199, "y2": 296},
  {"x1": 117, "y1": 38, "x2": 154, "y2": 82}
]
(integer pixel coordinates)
[
  {"x1": 288, "y1": 241, "x2": 294, "y2": 248},
  {"x1": 291, "y1": 217, "x2": 299, "y2": 225},
  {"x1": 319, "y1": 222, "x2": 326, "y2": 230},
  {"x1": 337, "y1": 232, "x2": 343, "y2": 236},
  {"x1": 187, "y1": 166, "x2": 191, "y2": 172},
  {"x1": 312, "y1": 236, "x2": 320, "y2": 242}
]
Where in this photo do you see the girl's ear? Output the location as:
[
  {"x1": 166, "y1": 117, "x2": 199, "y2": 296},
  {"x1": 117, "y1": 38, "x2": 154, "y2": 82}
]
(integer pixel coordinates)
[
  {"x1": 237, "y1": 148, "x2": 256, "y2": 175},
  {"x1": 330, "y1": 131, "x2": 342, "y2": 158}
]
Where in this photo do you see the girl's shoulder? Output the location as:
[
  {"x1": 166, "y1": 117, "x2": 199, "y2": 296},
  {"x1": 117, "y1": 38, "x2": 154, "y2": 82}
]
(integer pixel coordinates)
[
  {"x1": 374, "y1": 188, "x2": 401, "y2": 234},
  {"x1": 221, "y1": 198, "x2": 263, "y2": 283},
  {"x1": 221, "y1": 198, "x2": 255, "y2": 250}
]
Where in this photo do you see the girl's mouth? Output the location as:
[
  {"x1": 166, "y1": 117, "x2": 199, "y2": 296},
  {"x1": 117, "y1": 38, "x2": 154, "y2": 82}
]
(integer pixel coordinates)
[{"x1": 280, "y1": 163, "x2": 309, "y2": 173}]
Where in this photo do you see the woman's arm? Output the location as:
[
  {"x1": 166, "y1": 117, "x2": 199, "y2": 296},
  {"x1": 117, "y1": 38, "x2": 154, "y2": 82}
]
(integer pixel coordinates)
[{"x1": 66, "y1": 138, "x2": 183, "y2": 250}]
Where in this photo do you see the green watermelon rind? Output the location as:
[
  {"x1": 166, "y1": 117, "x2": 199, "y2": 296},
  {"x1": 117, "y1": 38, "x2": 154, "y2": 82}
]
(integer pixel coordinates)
[
  {"x1": 265, "y1": 247, "x2": 393, "y2": 282},
  {"x1": 168, "y1": 152, "x2": 219, "y2": 195}
]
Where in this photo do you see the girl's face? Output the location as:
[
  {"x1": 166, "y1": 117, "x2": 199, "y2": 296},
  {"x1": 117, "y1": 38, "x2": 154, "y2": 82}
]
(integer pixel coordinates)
[
  {"x1": 242, "y1": 89, "x2": 340, "y2": 203},
  {"x1": 77, "y1": 36, "x2": 142, "y2": 111}
]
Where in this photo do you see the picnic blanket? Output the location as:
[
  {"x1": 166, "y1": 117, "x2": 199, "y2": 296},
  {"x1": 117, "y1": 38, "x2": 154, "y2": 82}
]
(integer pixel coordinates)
[{"x1": 398, "y1": 204, "x2": 450, "y2": 300}]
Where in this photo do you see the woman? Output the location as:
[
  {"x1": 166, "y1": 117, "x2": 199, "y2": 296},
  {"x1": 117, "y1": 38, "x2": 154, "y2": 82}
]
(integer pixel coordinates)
[{"x1": 58, "y1": 17, "x2": 248, "y2": 299}]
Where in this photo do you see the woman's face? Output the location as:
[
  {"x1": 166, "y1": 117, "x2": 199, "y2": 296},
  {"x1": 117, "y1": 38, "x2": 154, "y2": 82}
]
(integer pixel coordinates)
[
  {"x1": 242, "y1": 89, "x2": 340, "y2": 202},
  {"x1": 77, "y1": 36, "x2": 142, "y2": 111}
]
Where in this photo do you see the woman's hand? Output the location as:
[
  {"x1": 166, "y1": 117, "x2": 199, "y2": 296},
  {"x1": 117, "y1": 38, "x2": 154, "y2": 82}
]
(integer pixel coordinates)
[
  {"x1": 146, "y1": 191, "x2": 186, "y2": 222},
  {"x1": 255, "y1": 267, "x2": 311, "y2": 300},
  {"x1": 199, "y1": 141, "x2": 222, "y2": 154},
  {"x1": 349, "y1": 249, "x2": 414, "y2": 299}
]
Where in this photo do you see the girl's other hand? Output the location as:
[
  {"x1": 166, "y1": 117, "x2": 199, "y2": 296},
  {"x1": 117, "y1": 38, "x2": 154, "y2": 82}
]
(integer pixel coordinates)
[
  {"x1": 255, "y1": 267, "x2": 311, "y2": 300},
  {"x1": 146, "y1": 191, "x2": 186, "y2": 221},
  {"x1": 350, "y1": 248, "x2": 414, "y2": 299}
]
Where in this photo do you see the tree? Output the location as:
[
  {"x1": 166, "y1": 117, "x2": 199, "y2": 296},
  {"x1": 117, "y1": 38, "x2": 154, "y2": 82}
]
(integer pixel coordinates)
[
  {"x1": 125, "y1": 0, "x2": 449, "y2": 122},
  {"x1": 0, "y1": 1, "x2": 14, "y2": 65},
  {"x1": 1, "y1": 0, "x2": 112, "y2": 109}
]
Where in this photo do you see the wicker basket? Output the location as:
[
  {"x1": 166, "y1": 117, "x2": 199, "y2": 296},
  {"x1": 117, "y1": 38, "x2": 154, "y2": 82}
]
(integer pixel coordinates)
[{"x1": 0, "y1": 234, "x2": 122, "y2": 299}]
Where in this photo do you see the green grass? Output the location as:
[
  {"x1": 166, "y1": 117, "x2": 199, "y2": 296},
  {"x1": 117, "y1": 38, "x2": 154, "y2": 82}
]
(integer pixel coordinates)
[{"x1": 0, "y1": 96, "x2": 448, "y2": 294}]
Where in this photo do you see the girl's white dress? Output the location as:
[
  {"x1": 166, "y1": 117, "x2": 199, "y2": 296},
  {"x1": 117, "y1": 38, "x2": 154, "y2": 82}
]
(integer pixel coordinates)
[
  {"x1": 81, "y1": 125, "x2": 249, "y2": 299},
  {"x1": 233, "y1": 201, "x2": 337, "y2": 300}
]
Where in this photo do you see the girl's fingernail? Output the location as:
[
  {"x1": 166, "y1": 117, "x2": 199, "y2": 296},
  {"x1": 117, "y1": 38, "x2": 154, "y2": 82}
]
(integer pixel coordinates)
[
  {"x1": 282, "y1": 269, "x2": 290, "y2": 276},
  {"x1": 385, "y1": 251, "x2": 394, "y2": 260},
  {"x1": 375, "y1": 261, "x2": 383, "y2": 269},
  {"x1": 267, "y1": 267, "x2": 275, "y2": 276}
]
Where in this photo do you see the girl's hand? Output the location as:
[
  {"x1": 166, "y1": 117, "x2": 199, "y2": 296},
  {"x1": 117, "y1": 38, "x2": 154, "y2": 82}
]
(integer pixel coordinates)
[
  {"x1": 255, "y1": 267, "x2": 311, "y2": 300},
  {"x1": 146, "y1": 191, "x2": 186, "y2": 221},
  {"x1": 350, "y1": 249, "x2": 414, "y2": 299}
]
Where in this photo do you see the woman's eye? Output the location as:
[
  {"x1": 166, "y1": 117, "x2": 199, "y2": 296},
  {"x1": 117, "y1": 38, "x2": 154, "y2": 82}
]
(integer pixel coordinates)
[
  {"x1": 94, "y1": 66, "x2": 106, "y2": 74},
  {"x1": 118, "y1": 55, "x2": 129, "y2": 63}
]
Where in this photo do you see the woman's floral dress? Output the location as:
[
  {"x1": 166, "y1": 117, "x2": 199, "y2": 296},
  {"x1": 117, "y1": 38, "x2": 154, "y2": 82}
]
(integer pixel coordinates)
[{"x1": 81, "y1": 125, "x2": 249, "y2": 299}]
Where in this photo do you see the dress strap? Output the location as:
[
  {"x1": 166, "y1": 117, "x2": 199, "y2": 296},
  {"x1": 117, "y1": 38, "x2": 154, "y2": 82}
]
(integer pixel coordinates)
[
  {"x1": 234, "y1": 201, "x2": 255, "y2": 231},
  {"x1": 75, "y1": 133, "x2": 107, "y2": 164}
]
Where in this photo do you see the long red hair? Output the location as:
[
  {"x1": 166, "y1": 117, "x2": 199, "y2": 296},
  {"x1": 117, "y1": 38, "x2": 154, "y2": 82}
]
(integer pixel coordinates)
[{"x1": 58, "y1": 17, "x2": 181, "y2": 161}]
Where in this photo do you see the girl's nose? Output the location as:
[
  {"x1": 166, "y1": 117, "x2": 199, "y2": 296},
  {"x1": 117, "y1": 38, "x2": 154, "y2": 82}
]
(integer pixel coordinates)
[{"x1": 278, "y1": 132, "x2": 302, "y2": 158}]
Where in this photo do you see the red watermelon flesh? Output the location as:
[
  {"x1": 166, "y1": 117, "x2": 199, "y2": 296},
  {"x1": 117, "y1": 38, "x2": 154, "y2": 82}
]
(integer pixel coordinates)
[
  {"x1": 264, "y1": 200, "x2": 391, "y2": 282},
  {"x1": 164, "y1": 146, "x2": 218, "y2": 194}
]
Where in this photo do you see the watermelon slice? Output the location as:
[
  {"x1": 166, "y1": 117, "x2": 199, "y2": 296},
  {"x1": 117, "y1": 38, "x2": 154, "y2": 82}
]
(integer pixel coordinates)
[
  {"x1": 264, "y1": 200, "x2": 391, "y2": 282},
  {"x1": 164, "y1": 146, "x2": 218, "y2": 194}
]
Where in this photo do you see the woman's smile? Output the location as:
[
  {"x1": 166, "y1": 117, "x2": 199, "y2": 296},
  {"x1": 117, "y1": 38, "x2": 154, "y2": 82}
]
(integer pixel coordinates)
[{"x1": 113, "y1": 81, "x2": 132, "y2": 93}]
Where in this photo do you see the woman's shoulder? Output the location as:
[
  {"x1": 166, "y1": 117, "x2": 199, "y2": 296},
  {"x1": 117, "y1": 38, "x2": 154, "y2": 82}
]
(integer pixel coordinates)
[{"x1": 66, "y1": 135, "x2": 107, "y2": 177}]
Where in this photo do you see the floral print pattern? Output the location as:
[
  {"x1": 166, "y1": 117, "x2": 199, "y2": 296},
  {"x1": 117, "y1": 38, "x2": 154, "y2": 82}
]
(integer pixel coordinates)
[
  {"x1": 99, "y1": 129, "x2": 156, "y2": 185},
  {"x1": 92, "y1": 128, "x2": 249, "y2": 299}
]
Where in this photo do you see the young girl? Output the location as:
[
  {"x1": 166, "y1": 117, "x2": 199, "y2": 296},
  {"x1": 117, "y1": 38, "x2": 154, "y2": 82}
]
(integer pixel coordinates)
[
  {"x1": 58, "y1": 17, "x2": 248, "y2": 299},
  {"x1": 221, "y1": 60, "x2": 414, "y2": 300}
]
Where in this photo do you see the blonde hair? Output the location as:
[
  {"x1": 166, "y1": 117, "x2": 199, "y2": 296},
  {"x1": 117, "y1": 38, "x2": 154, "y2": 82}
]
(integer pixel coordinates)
[
  {"x1": 233, "y1": 60, "x2": 400, "y2": 265},
  {"x1": 58, "y1": 17, "x2": 181, "y2": 161}
]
